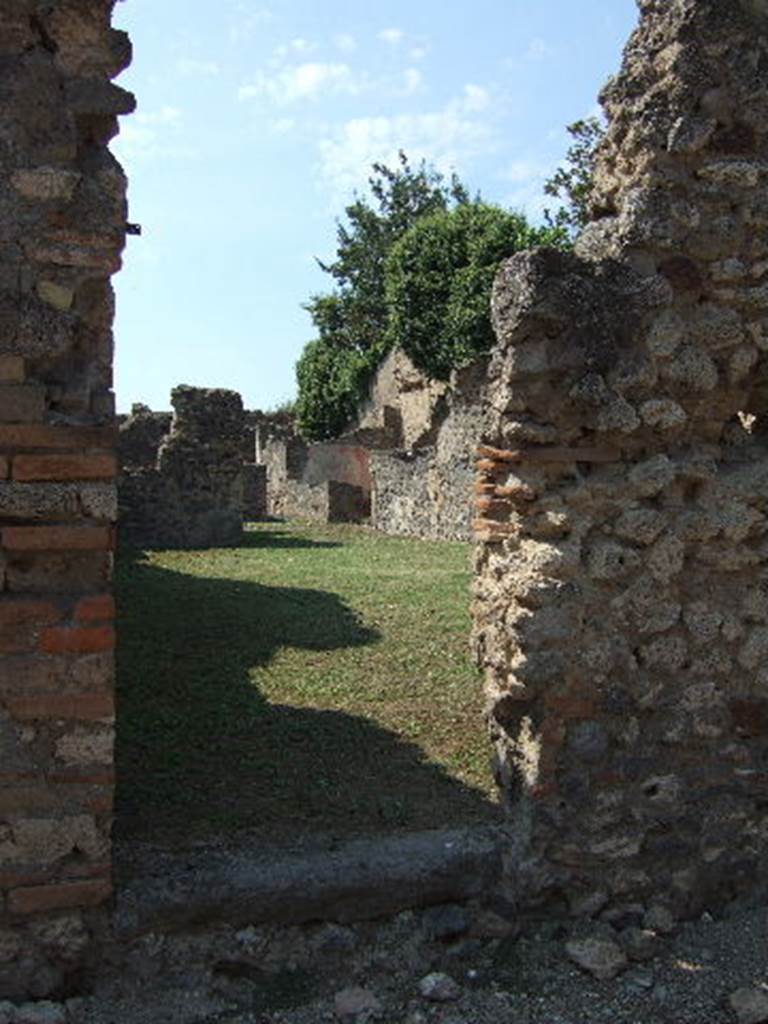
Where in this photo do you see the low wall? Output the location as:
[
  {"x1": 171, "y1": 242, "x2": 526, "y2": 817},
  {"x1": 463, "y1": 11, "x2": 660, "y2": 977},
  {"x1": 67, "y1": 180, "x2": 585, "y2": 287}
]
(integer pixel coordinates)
[{"x1": 263, "y1": 434, "x2": 371, "y2": 524}]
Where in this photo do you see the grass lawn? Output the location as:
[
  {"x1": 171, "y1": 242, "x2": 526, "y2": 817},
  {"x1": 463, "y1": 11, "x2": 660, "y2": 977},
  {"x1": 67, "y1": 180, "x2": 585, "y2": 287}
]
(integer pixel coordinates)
[{"x1": 115, "y1": 521, "x2": 500, "y2": 847}]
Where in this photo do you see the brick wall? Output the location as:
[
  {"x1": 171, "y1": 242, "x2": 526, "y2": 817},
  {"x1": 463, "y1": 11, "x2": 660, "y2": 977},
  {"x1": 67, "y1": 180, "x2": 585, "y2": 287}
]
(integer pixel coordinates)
[{"x1": 0, "y1": 0, "x2": 129, "y2": 999}]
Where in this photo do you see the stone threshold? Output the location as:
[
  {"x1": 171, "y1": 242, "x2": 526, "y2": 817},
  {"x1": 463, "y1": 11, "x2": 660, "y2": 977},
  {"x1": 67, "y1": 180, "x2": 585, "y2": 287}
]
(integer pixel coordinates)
[{"x1": 113, "y1": 825, "x2": 509, "y2": 938}]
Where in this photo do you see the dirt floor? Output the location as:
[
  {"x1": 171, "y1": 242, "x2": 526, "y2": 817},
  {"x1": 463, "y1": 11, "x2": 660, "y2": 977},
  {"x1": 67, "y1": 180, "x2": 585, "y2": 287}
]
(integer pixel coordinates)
[{"x1": 16, "y1": 894, "x2": 768, "y2": 1024}]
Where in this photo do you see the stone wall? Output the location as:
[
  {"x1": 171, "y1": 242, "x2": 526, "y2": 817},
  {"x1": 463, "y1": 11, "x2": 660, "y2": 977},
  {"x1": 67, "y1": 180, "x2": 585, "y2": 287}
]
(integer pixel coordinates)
[
  {"x1": 117, "y1": 404, "x2": 171, "y2": 470},
  {"x1": 119, "y1": 386, "x2": 245, "y2": 549},
  {"x1": 262, "y1": 428, "x2": 371, "y2": 523},
  {"x1": 354, "y1": 348, "x2": 448, "y2": 449},
  {"x1": 242, "y1": 462, "x2": 267, "y2": 520},
  {"x1": 370, "y1": 360, "x2": 487, "y2": 541},
  {"x1": 473, "y1": 0, "x2": 768, "y2": 919},
  {"x1": 0, "y1": 0, "x2": 130, "y2": 998}
]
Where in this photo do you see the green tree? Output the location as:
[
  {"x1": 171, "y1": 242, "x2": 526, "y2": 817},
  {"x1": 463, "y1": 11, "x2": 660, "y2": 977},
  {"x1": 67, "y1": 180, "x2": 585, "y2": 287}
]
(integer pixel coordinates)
[
  {"x1": 306, "y1": 151, "x2": 470, "y2": 354},
  {"x1": 295, "y1": 339, "x2": 372, "y2": 442},
  {"x1": 296, "y1": 153, "x2": 470, "y2": 440},
  {"x1": 544, "y1": 116, "x2": 605, "y2": 234},
  {"x1": 386, "y1": 203, "x2": 568, "y2": 380}
]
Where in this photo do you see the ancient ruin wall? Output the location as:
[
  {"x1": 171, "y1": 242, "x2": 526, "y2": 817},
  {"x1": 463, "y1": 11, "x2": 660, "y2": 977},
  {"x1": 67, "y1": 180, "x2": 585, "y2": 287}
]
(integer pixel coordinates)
[
  {"x1": 0, "y1": 0, "x2": 131, "y2": 997},
  {"x1": 370, "y1": 360, "x2": 488, "y2": 541},
  {"x1": 473, "y1": 0, "x2": 768, "y2": 918},
  {"x1": 119, "y1": 386, "x2": 245, "y2": 549},
  {"x1": 117, "y1": 404, "x2": 171, "y2": 470},
  {"x1": 262, "y1": 425, "x2": 371, "y2": 524}
]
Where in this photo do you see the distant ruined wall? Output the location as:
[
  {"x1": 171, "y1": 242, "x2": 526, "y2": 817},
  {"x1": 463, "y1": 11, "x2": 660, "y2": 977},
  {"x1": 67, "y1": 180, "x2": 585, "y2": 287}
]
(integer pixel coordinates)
[
  {"x1": 355, "y1": 348, "x2": 449, "y2": 450},
  {"x1": 117, "y1": 404, "x2": 171, "y2": 470},
  {"x1": 474, "y1": 0, "x2": 768, "y2": 918},
  {"x1": 370, "y1": 360, "x2": 488, "y2": 541},
  {"x1": 0, "y1": 0, "x2": 131, "y2": 998},
  {"x1": 242, "y1": 462, "x2": 267, "y2": 521},
  {"x1": 119, "y1": 386, "x2": 245, "y2": 549},
  {"x1": 263, "y1": 428, "x2": 371, "y2": 524}
]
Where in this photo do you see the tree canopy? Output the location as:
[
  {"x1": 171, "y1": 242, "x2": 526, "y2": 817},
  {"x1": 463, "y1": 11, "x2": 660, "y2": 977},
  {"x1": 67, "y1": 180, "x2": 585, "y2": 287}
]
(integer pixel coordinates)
[
  {"x1": 296, "y1": 152, "x2": 470, "y2": 440},
  {"x1": 387, "y1": 203, "x2": 565, "y2": 381},
  {"x1": 295, "y1": 151, "x2": 571, "y2": 441}
]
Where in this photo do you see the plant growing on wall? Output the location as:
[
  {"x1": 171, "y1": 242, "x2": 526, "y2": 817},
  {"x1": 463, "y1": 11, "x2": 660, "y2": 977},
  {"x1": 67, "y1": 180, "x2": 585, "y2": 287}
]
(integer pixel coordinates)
[{"x1": 543, "y1": 115, "x2": 605, "y2": 234}]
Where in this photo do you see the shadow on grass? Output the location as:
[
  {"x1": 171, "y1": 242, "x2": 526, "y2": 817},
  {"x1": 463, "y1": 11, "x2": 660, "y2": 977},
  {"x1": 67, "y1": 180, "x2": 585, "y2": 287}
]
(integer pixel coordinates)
[
  {"x1": 115, "y1": 548, "x2": 499, "y2": 851},
  {"x1": 239, "y1": 529, "x2": 342, "y2": 551}
]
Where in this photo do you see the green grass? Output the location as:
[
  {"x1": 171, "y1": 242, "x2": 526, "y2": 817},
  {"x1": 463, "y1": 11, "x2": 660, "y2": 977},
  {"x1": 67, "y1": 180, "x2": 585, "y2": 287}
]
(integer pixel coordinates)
[{"x1": 115, "y1": 521, "x2": 500, "y2": 846}]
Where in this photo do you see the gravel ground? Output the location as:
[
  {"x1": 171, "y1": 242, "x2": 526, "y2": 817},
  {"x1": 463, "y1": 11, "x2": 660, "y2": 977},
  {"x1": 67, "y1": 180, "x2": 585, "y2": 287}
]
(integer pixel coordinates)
[{"x1": 17, "y1": 898, "x2": 765, "y2": 1024}]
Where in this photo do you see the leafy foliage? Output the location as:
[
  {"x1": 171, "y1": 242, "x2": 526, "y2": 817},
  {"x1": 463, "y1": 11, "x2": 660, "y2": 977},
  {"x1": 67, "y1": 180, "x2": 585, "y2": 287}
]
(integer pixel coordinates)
[
  {"x1": 295, "y1": 338, "x2": 373, "y2": 442},
  {"x1": 544, "y1": 116, "x2": 606, "y2": 234},
  {"x1": 386, "y1": 203, "x2": 568, "y2": 380},
  {"x1": 307, "y1": 151, "x2": 470, "y2": 355},
  {"x1": 296, "y1": 153, "x2": 470, "y2": 440},
  {"x1": 296, "y1": 151, "x2": 569, "y2": 439}
]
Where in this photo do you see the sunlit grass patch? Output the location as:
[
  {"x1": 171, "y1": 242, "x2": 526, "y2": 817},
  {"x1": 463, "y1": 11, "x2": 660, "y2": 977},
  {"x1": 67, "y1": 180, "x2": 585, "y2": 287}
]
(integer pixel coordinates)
[{"x1": 115, "y1": 521, "x2": 499, "y2": 846}]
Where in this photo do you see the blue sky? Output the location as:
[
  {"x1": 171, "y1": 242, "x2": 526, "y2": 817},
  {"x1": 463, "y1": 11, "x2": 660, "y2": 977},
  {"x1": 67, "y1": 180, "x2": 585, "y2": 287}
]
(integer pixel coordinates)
[{"x1": 112, "y1": 0, "x2": 638, "y2": 413}]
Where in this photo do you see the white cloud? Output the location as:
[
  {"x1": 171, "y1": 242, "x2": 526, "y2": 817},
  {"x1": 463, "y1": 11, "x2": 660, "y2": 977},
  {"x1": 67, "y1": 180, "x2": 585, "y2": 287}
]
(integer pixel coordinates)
[
  {"x1": 401, "y1": 68, "x2": 423, "y2": 95},
  {"x1": 239, "y1": 62, "x2": 364, "y2": 103},
  {"x1": 334, "y1": 33, "x2": 357, "y2": 53},
  {"x1": 500, "y1": 157, "x2": 556, "y2": 218},
  {"x1": 176, "y1": 57, "x2": 220, "y2": 77},
  {"x1": 230, "y1": 4, "x2": 273, "y2": 40},
  {"x1": 409, "y1": 46, "x2": 428, "y2": 60},
  {"x1": 274, "y1": 37, "x2": 316, "y2": 58},
  {"x1": 270, "y1": 117, "x2": 296, "y2": 135},
  {"x1": 378, "y1": 27, "x2": 405, "y2": 45},
  {"x1": 113, "y1": 107, "x2": 193, "y2": 164},
  {"x1": 318, "y1": 97, "x2": 493, "y2": 197},
  {"x1": 525, "y1": 37, "x2": 555, "y2": 61},
  {"x1": 461, "y1": 83, "x2": 490, "y2": 113}
]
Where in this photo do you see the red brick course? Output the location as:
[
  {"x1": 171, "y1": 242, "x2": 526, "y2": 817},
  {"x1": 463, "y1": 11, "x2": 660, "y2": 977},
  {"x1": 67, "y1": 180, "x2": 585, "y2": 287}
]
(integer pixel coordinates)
[
  {"x1": 12, "y1": 453, "x2": 117, "y2": 482},
  {"x1": 8, "y1": 878, "x2": 112, "y2": 915},
  {"x1": 40, "y1": 624, "x2": 115, "y2": 654},
  {"x1": 4, "y1": 692, "x2": 114, "y2": 720},
  {"x1": 0, "y1": 424, "x2": 116, "y2": 450},
  {"x1": 2, "y1": 525, "x2": 113, "y2": 550},
  {"x1": 74, "y1": 594, "x2": 116, "y2": 621},
  {"x1": 0, "y1": 599, "x2": 61, "y2": 626}
]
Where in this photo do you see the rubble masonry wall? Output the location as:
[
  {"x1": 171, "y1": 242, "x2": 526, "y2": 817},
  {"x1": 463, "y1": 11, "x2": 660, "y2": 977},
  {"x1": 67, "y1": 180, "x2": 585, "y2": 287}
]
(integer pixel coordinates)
[
  {"x1": 473, "y1": 0, "x2": 768, "y2": 918},
  {"x1": 118, "y1": 386, "x2": 245, "y2": 549},
  {"x1": 0, "y1": 0, "x2": 131, "y2": 998}
]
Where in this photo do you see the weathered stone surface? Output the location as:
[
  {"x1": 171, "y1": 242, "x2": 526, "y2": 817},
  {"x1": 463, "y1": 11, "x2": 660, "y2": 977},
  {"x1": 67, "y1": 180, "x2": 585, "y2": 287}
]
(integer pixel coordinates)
[
  {"x1": 565, "y1": 938, "x2": 628, "y2": 981},
  {"x1": 729, "y1": 987, "x2": 768, "y2": 1024},
  {"x1": 118, "y1": 388, "x2": 245, "y2": 548},
  {"x1": 334, "y1": 986, "x2": 382, "y2": 1019},
  {"x1": 417, "y1": 972, "x2": 462, "y2": 1002},
  {"x1": 257, "y1": 414, "x2": 371, "y2": 526},
  {"x1": 368, "y1": 359, "x2": 487, "y2": 540},
  {"x1": 0, "y1": 0, "x2": 125, "y2": 999},
  {"x1": 473, "y1": 0, "x2": 768, "y2": 925}
]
